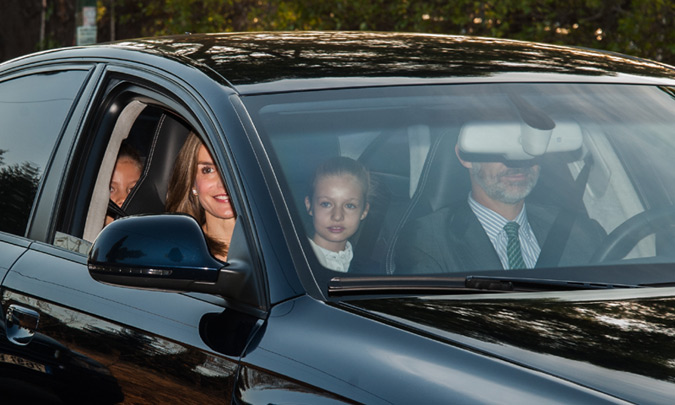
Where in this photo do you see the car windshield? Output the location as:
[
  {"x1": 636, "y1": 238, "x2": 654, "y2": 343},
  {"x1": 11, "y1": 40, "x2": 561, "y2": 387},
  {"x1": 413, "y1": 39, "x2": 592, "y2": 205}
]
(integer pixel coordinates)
[{"x1": 244, "y1": 83, "x2": 675, "y2": 294}]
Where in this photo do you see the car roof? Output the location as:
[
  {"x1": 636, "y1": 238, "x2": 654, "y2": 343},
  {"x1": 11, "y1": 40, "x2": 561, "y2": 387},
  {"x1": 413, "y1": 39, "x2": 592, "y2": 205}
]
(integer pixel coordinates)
[{"x1": 6, "y1": 31, "x2": 675, "y2": 94}]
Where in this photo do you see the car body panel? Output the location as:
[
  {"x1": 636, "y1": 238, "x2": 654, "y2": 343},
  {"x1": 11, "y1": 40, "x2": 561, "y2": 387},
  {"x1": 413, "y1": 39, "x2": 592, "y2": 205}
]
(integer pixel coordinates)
[
  {"x1": 0, "y1": 234, "x2": 28, "y2": 284},
  {"x1": 241, "y1": 295, "x2": 628, "y2": 404},
  {"x1": 5, "y1": 244, "x2": 227, "y2": 347},
  {"x1": 0, "y1": 305, "x2": 124, "y2": 403},
  {"x1": 2, "y1": 243, "x2": 241, "y2": 403},
  {"x1": 350, "y1": 288, "x2": 675, "y2": 404},
  {"x1": 2, "y1": 288, "x2": 236, "y2": 403}
]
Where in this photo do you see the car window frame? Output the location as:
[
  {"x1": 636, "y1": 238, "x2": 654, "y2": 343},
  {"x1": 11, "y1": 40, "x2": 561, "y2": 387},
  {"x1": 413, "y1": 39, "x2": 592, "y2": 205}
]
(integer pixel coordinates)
[
  {"x1": 49, "y1": 67, "x2": 227, "y2": 243},
  {"x1": 0, "y1": 62, "x2": 98, "y2": 242},
  {"x1": 82, "y1": 99, "x2": 149, "y2": 242},
  {"x1": 37, "y1": 61, "x2": 273, "y2": 311}
]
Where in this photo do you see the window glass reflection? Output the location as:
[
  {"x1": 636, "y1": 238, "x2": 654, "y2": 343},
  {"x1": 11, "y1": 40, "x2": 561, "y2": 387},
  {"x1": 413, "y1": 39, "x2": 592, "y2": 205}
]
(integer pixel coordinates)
[{"x1": 0, "y1": 70, "x2": 87, "y2": 236}]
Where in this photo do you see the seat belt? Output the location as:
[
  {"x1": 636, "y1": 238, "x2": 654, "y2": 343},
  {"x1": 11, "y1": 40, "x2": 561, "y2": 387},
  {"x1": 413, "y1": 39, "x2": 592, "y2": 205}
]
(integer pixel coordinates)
[
  {"x1": 107, "y1": 199, "x2": 128, "y2": 221},
  {"x1": 535, "y1": 154, "x2": 593, "y2": 268}
]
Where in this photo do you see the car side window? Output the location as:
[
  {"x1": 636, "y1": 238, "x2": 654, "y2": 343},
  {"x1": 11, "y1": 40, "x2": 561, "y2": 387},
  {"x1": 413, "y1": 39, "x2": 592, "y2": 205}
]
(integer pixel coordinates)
[
  {"x1": 55, "y1": 104, "x2": 161, "y2": 254},
  {"x1": 52, "y1": 100, "x2": 165, "y2": 254},
  {"x1": 0, "y1": 70, "x2": 88, "y2": 237},
  {"x1": 80, "y1": 104, "x2": 193, "y2": 242},
  {"x1": 52, "y1": 78, "x2": 241, "y2": 263}
]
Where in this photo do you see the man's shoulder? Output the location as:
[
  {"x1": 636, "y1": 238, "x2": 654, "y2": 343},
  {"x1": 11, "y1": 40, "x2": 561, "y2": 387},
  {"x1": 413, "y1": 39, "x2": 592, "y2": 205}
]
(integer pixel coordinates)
[
  {"x1": 403, "y1": 201, "x2": 479, "y2": 241},
  {"x1": 525, "y1": 201, "x2": 559, "y2": 221},
  {"x1": 412, "y1": 201, "x2": 471, "y2": 226}
]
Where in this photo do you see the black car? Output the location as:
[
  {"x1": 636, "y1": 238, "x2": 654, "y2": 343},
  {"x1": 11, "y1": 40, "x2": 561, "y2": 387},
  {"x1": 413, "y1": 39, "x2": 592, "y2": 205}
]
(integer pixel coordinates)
[{"x1": 2, "y1": 31, "x2": 675, "y2": 404}]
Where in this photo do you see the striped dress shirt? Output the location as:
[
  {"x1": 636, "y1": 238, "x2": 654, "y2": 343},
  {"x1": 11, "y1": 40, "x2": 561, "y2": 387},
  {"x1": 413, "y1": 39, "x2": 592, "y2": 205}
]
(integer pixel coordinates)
[{"x1": 467, "y1": 195, "x2": 541, "y2": 269}]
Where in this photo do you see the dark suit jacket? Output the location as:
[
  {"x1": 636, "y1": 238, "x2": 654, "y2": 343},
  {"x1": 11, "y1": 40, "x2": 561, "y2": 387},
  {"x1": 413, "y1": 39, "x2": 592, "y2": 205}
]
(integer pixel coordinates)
[{"x1": 395, "y1": 201, "x2": 607, "y2": 274}]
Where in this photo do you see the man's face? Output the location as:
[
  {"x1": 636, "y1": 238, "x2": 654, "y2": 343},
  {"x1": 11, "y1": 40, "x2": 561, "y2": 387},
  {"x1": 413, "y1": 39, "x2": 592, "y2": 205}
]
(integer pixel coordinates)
[{"x1": 469, "y1": 161, "x2": 540, "y2": 205}]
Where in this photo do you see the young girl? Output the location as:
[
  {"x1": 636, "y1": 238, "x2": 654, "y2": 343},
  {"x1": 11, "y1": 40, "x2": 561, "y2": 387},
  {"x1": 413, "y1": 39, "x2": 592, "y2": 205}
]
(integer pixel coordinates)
[
  {"x1": 304, "y1": 156, "x2": 370, "y2": 272},
  {"x1": 105, "y1": 143, "x2": 143, "y2": 226}
]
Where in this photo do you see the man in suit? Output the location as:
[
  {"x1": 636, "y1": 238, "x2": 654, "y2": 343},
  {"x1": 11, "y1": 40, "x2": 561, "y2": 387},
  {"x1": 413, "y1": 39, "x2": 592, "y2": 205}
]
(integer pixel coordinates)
[{"x1": 395, "y1": 145, "x2": 606, "y2": 274}]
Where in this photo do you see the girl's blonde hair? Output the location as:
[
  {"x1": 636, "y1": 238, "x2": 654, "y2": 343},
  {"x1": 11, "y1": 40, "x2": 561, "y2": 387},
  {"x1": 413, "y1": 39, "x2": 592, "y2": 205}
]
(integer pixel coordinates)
[{"x1": 308, "y1": 156, "x2": 371, "y2": 203}]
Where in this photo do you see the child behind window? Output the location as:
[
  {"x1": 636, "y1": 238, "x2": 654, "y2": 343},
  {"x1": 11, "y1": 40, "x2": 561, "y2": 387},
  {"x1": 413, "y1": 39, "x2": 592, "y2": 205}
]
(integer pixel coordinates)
[
  {"x1": 304, "y1": 156, "x2": 370, "y2": 272},
  {"x1": 105, "y1": 143, "x2": 143, "y2": 226}
]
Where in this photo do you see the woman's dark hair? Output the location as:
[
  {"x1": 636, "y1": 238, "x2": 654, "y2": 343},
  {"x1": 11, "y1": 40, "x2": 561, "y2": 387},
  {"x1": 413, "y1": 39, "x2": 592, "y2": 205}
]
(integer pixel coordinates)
[{"x1": 166, "y1": 132, "x2": 229, "y2": 257}]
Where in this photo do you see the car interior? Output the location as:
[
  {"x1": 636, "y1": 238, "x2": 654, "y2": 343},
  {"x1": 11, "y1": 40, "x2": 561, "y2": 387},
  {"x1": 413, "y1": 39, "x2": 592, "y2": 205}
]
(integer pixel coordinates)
[
  {"x1": 254, "y1": 83, "x2": 675, "y2": 281},
  {"x1": 75, "y1": 101, "x2": 192, "y2": 246},
  {"x1": 53, "y1": 83, "x2": 675, "y2": 284},
  {"x1": 267, "y1": 111, "x2": 447, "y2": 275}
]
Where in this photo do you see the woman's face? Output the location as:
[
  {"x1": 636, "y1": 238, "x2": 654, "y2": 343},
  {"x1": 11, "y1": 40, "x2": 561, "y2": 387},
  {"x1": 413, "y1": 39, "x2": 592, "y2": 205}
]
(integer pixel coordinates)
[{"x1": 194, "y1": 145, "x2": 234, "y2": 221}]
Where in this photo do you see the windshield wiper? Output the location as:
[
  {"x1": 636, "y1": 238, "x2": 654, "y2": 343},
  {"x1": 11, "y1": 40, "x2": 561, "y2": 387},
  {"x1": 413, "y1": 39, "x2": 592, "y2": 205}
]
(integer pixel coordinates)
[
  {"x1": 328, "y1": 275, "x2": 641, "y2": 296},
  {"x1": 464, "y1": 276, "x2": 641, "y2": 292},
  {"x1": 329, "y1": 276, "x2": 469, "y2": 296}
]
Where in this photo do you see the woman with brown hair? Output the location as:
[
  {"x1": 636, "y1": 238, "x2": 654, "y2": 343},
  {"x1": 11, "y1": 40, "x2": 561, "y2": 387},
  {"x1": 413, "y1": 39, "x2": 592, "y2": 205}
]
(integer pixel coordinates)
[{"x1": 166, "y1": 132, "x2": 236, "y2": 261}]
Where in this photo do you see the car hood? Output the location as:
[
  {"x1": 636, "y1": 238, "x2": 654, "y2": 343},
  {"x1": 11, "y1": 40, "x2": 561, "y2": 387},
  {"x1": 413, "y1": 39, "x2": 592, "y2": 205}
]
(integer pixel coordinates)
[{"x1": 348, "y1": 287, "x2": 675, "y2": 403}]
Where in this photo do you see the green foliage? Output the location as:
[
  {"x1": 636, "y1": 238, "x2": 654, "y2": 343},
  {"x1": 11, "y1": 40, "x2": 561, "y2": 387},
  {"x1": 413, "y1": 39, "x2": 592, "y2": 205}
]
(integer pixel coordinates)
[
  {"x1": 99, "y1": 0, "x2": 675, "y2": 65},
  {"x1": 105, "y1": 0, "x2": 258, "y2": 37}
]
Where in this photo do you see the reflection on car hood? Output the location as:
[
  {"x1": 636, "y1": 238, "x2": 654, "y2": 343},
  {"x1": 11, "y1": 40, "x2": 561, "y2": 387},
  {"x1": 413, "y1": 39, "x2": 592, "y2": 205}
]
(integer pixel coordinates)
[{"x1": 350, "y1": 287, "x2": 675, "y2": 403}]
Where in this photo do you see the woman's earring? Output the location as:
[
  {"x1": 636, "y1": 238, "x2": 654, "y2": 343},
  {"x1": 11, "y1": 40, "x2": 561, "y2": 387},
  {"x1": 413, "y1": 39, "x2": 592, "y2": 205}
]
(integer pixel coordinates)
[{"x1": 192, "y1": 189, "x2": 198, "y2": 196}]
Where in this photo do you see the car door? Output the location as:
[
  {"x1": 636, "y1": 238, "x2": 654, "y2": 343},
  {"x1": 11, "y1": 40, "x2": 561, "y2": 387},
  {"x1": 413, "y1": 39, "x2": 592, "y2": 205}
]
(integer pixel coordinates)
[
  {"x1": 0, "y1": 63, "x2": 101, "y2": 402},
  {"x1": 0, "y1": 59, "x2": 257, "y2": 403}
]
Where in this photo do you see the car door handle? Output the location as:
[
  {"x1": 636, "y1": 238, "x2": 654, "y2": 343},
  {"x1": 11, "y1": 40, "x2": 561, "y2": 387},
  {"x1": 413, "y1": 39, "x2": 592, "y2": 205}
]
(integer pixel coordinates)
[{"x1": 5, "y1": 305, "x2": 40, "y2": 346}]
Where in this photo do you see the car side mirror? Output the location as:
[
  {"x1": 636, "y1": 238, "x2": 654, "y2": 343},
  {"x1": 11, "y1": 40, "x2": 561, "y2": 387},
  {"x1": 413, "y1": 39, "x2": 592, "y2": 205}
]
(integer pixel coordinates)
[{"x1": 88, "y1": 214, "x2": 260, "y2": 310}]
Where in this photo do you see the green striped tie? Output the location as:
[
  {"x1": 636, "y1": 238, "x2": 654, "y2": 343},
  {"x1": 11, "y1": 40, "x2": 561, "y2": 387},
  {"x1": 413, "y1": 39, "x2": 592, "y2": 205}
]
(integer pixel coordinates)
[{"x1": 504, "y1": 222, "x2": 526, "y2": 269}]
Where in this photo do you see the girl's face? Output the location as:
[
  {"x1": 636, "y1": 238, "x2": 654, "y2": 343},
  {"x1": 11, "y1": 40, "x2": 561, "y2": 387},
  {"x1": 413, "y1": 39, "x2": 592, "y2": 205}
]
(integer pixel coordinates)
[
  {"x1": 194, "y1": 145, "x2": 235, "y2": 221},
  {"x1": 110, "y1": 157, "x2": 141, "y2": 207},
  {"x1": 305, "y1": 174, "x2": 369, "y2": 252}
]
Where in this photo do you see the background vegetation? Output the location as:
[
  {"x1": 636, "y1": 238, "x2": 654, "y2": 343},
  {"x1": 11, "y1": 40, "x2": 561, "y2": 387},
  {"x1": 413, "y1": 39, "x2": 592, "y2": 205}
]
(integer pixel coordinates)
[{"x1": 2, "y1": 0, "x2": 675, "y2": 65}]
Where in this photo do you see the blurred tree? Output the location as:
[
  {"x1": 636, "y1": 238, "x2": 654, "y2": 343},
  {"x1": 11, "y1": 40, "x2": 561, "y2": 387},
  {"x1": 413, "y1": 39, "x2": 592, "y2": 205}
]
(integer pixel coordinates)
[
  {"x1": 613, "y1": 0, "x2": 675, "y2": 62},
  {"x1": 0, "y1": 0, "x2": 74, "y2": 62},
  {"x1": 97, "y1": 0, "x2": 259, "y2": 41},
  {"x1": 242, "y1": 0, "x2": 675, "y2": 64}
]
